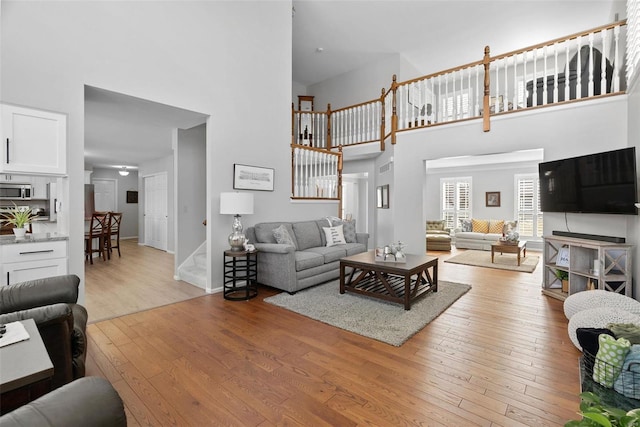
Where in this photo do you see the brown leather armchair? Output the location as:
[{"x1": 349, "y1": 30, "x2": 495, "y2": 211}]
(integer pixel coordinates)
[{"x1": 0, "y1": 275, "x2": 88, "y2": 390}]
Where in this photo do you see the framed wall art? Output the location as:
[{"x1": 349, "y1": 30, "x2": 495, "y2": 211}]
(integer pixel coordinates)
[
  {"x1": 126, "y1": 191, "x2": 138, "y2": 204},
  {"x1": 233, "y1": 164, "x2": 274, "y2": 191},
  {"x1": 486, "y1": 191, "x2": 500, "y2": 207}
]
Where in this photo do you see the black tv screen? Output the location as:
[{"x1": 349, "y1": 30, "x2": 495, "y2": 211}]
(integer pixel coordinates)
[{"x1": 539, "y1": 147, "x2": 638, "y2": 215}]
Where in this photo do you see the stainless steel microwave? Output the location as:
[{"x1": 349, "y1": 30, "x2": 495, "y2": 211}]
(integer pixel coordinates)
[{"x1": 0, "y1": 183, "x2": 32, "y2": 200}]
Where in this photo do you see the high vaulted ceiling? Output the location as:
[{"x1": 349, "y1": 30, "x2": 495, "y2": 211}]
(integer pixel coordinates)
[
  {"x1": 292, "y1": 0, "x2": 622, "y2": 87},
  {"x1": 85, "y1": 0, "x2": 622, "y2": 170}
]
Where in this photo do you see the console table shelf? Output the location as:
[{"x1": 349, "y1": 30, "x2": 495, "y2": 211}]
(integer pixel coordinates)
[{"x1": 542, "y1": 235, "x2": 634, "y2": 301}]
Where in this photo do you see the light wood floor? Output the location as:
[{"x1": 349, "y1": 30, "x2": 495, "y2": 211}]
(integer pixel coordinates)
[
  {"x1": 86, "y1": 247, "x2": 582, "y2": 426},
  {"x1": 85, "y1": 239, "x2": 206, "y2": 323}
]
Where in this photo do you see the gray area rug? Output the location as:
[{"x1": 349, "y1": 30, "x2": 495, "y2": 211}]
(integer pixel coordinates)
[
  {"x1": 445, "y1": 249, "x2": 539, "y2": 273},
  {"x1": 263, "y1": 280, "x2": 471, "y2": 346}
]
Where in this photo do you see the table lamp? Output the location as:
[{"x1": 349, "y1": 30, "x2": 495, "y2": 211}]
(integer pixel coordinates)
[{"x1": 220, "y1": 192, "x2": 254, "y2": 251}]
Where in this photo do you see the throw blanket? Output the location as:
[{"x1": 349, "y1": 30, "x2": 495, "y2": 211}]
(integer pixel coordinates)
[
  {"x1": 614, "y1": 345, "x2": 640, "y2": 399},
  {"x1": 609, "y1": 323, "x2": 640, "y2": 345},
  {"x1": 593, "y1": 334, "x2": 631, "y2": 387}
]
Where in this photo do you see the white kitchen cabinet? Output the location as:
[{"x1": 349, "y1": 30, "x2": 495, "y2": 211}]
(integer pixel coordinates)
[
  {"x1": 0, "y1": 240, "x2": 68, "y2": 286},
  {"x1": 29, "y1": 176, "x2": 51, "y2": 200},
  {"x1": 1, "y1": 104, "x2": 67, "y2": 175}
]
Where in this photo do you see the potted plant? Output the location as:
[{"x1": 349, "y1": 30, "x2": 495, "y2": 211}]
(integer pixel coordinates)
[
  {"x1": 1, "y1": 203, "x2": 37, "y2": 238},
  {"x1": 555, "y1": 269, "x2": 569, "y2": 293},
  {"x1": 565, "y1": 391, "x2": 640, "y2": 426}
]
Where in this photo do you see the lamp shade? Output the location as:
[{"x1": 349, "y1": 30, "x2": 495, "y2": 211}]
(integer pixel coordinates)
[{"x1": 220, "y1": 192, "x2": 254, "y2": 215}]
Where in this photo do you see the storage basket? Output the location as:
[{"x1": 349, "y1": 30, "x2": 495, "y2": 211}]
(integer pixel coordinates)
[{"x1": 580, "y1": 350, "x2": 640, "y2": 411}]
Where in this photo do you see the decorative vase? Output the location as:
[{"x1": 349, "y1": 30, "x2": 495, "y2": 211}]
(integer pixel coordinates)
[
  {"x1": 562, "y1": 279, "x2": 569, "y2": 293},
  {"x1": 12, "y1": 227, "x2": 27, "y2": 238}
]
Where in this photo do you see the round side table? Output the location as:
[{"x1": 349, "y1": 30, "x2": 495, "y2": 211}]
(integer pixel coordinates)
[{"x1": 223, "y1": 250, "x2": 258, "y2": 301}]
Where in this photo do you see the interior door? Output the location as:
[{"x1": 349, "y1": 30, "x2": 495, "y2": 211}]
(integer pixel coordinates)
[
  {"x1": 93, "y1": 179, "x2": 116, "y2": 212},
  {"x1": 144, "y1": 172, "x2": 167, "y2": 251}
]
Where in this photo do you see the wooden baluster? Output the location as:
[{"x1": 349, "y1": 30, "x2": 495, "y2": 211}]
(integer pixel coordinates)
[
  {"x1": 503, "y1": 58, "x2": 508, "y2": 112},
  {"x1": 401, "y1": 85, "x2": 406, "y2": 130},
  {"x1": 350, "y1": 108, "x2": 354, "y2": 145},
  {"x1": 409, "y1": 83, "x2": 415, "y2": 127},
  {"x1": 482, "y1": 45, "x2": 490, "y2": 132},
  {"x1": 564, "y1": 43, "x2": 571, "y2": 101},
  {"x1": 358, "y1": 106, "x2": 363, "y2": 142},
  {"x1": 532, "y1": 48, "x2": 538, "y2": 106},
  {"x1": 445, "y1": 73, "x2": 450, "y2": 121},
  {"x1": 523, "y1": 50, "x2": 528, "y2": 107},
  {"x1": 553, "y1": 43, "x2": 559, "y2": 103},
  {"x1": 326, "y1": 104, "x2": 332, "y2": 150},
  {"x1": 453, "y1": 72, "x2": 458, "y2": 120},
  {"x1": 588, "y1": 32, "x2": 594, "y2": 97},
  {"x1": 542, "y1": 46, "x2": 548, "y2": 105},
  {"x1": 475, "y1": 65, "x2": 480, "y2": 116},
  {"x1": 466, "y1": 68, "x2": 471, "y2": 119},
  {"x1": 494, "y1": 59, "x2": 499, "y2": 112},
  {"x1": 513, "y1": 55, "x2": 518, "y2": 109},
  {"x1": 614, "y1": 25, "x2": 620, "y2": 92},
  {"x1": 429, "y1": 77, "x2": 438, "y2": 122},
  {"x1": 576, "y1": 37, "x2": 582, "y2": 99},
  {"x1": 601, "y1": 29, "x2": 607, "y2": 94},
  {"x1": 438, "y1": 74, "x2": 443, "y2": 123}
]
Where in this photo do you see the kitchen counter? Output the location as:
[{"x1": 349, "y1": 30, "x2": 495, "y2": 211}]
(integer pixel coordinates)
[{"x1": 0, "y1": 233, "x2": 68, "y2": 245}]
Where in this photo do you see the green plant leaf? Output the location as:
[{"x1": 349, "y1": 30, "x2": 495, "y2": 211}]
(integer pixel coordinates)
[{"x1": 582, "y1": 412, "x2": 612, "y2": 427}]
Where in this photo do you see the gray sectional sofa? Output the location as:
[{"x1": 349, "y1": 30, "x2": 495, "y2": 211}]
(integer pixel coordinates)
[{"x1": 245, "y1": 219, "x2": 369, "y2": 294}]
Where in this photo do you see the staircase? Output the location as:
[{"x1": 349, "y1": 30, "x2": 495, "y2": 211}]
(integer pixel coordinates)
[{"x1": 176, "y1": 241, "x2": 207, "y2": 288}]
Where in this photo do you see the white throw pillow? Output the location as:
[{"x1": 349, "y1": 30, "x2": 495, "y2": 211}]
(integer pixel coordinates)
[{"x1": 323, "y1": 225, "x2": 346, "y2": 247}]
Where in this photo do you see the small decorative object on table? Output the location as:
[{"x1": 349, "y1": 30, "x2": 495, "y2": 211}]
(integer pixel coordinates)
[
  {"x1": 374, "y1": 241, "x2": 407, "y2": 263},
  {"x1": 499, "y1": 230, "x2": 519, "y2": 245}
]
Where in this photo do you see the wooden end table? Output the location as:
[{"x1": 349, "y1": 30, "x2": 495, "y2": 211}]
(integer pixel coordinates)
[
  {"x1": 340, "y1": 250, "x2": 438, "y2": 310},
  {"x1": 491, "y1": 240, "x2": 527, "y2": 266}
]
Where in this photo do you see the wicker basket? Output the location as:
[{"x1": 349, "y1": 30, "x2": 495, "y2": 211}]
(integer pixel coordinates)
[{"x1": 580, "y1": 350, "x2": 640, "y2": 411}]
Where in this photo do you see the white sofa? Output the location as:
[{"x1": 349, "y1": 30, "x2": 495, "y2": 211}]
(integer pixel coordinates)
[
  {"x1": 454, "y1": 231, "x2": 503, "y2": 250},
  {"x1": 454, "y1": 219, "x2": 517, "y2": 251}
]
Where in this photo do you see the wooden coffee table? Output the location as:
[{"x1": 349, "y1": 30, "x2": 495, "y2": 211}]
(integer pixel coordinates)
[
  {"x1": 340, "y1": 251, "x2": 438, "y2": 310},
  {"x1": 491, "y1": 240, "x2": 527, "y2": 266}
]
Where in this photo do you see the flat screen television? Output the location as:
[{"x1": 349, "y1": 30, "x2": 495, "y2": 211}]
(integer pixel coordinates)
[{"x1": 539, "y1": 147, "x2": 638, "y2": 215}]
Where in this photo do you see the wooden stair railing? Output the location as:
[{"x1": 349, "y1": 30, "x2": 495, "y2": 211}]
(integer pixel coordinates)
[{"x1": 292, "y1": 20, "x2": 627, "y2": 150}]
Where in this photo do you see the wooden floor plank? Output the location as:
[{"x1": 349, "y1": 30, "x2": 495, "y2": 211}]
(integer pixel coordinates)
[{"x1": 85, "y1": 244, "x2": 582, "y2": 426}]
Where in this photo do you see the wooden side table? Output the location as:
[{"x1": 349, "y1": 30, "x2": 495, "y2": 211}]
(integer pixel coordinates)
[
  {"x1": 0, "y1": 318, "x2": 54, "y2": 415},
  {"x1": 223, "y1": 250, "x2": 258, "y2": 300}
]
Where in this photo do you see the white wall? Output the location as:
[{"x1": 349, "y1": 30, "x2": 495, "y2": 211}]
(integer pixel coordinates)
[
  {"x1": 425, "y1": 162, "x2": 539, "y2": 222},
  {"x1": 176, "y1": 124, "x2": 206, "y2": 270},
  {"x1": 90, "y1": 167, "x2": 139, "y2": 239},
  {"x1": 392, "y1": 97, "x2": 631, "y2": 257},
  {"x1": 308, "y1": 54, "x2": 400, "y2": 110},
  {"x1": 2, "y1": 1, "x2": 340, "y2": 299},
  {"x1": 343, "y1": 158, "x2": 378, "y2": 246}
]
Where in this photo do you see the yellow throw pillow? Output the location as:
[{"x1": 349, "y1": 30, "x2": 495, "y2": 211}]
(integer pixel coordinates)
[
  {"x1": 489, "y1": 220, "x2": 505, "y2": 234},
  {"x1": 471, "y1": 219, "x2": 489, "y2": 233}
]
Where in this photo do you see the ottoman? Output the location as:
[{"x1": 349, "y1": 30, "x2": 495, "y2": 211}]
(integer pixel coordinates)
[
  {"x1": 426, "y1": 234, "x2": 452, "y2": 251},
  {"x1": 564, "y1": 290, "x2": 640, "y2": 320}
]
